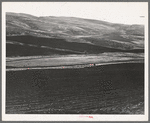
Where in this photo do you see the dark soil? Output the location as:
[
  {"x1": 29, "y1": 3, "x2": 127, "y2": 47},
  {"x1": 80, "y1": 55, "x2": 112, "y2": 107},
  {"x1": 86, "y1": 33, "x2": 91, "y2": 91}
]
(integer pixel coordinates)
[
  {"x1": 6, "y1": 35, "x2": 144, "y2": 57},
  {"x1": 6, "y1": 63, "x2": 144, "y2": 114}
]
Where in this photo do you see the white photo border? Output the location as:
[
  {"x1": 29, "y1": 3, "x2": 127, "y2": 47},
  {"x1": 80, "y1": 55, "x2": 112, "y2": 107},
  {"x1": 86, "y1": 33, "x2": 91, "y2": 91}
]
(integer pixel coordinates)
[{"x1": 2, "y1": 2, "x2": 149, "y2": 121}]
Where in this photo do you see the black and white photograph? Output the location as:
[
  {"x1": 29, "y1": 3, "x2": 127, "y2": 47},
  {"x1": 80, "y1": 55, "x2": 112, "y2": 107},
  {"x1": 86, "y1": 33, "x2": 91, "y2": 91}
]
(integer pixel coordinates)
[{"x1": 2, "y1": 2, "x2": 148, "y2": 121}]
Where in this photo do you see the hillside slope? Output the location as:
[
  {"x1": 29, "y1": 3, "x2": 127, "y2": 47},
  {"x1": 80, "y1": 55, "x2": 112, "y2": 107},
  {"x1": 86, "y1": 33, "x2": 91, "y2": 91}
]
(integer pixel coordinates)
[{"x1": 6, "y1": 12, "x2": 144, "y2": 56}]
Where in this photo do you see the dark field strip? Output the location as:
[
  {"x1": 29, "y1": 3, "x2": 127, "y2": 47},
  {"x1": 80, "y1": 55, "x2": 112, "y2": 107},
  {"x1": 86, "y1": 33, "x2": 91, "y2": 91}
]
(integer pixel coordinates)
[
  {"x1": 6, "y1": 35, "x2": 144, "y2": 57},
  {"x1": 6, "y1": 63, "x2": 144, "y2": 114}
]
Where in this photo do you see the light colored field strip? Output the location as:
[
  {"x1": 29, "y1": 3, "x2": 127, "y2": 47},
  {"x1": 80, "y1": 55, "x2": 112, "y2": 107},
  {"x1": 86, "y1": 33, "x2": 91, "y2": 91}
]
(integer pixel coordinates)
[{"x1": 6, "y1": 60, "x2": 143, "y2": 71}]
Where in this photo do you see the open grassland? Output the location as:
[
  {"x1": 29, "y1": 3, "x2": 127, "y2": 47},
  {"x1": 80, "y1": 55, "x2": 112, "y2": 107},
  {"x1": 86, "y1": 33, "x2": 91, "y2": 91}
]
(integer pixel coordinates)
[
  {"x1": 6, "y1": 63, "x2": 144, "y2": 114},
  {"x1": 6, "y1": 53, "x2": 143, "y2": 71}
]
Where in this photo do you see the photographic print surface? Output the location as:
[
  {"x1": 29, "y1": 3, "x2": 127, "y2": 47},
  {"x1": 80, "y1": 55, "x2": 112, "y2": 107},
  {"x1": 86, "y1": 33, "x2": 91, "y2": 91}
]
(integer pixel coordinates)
[{"x1": 2, "y1": 2, "x2": 148, "y2": 121}]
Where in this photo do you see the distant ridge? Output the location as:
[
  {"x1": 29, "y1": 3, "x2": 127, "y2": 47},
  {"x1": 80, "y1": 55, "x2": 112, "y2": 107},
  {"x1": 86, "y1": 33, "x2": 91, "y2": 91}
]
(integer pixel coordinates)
[{"x1": 6, "y1": 12, "x2": 144, "y2": 56}]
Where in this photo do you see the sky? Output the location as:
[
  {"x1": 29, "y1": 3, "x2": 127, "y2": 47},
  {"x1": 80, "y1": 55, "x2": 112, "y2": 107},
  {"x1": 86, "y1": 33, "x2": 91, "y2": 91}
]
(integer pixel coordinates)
[{"x1": 2, "y1": 2, "x2": 148, "y2": 25}]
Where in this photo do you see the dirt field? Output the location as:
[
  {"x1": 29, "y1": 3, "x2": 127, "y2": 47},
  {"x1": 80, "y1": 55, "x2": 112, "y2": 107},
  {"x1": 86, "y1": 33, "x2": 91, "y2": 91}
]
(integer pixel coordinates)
[{"x1": 6, "y1": 63, "x2": 144, "y2": 114}]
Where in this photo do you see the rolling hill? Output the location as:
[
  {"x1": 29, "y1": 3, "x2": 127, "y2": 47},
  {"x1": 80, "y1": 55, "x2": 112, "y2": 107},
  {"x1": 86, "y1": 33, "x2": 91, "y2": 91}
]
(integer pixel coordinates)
[
  {"x1": 6, "y1": 12, "x2": 144, "y2": 57},
  {"x1": 6, "y1": 13, "x2": 145, "y2": 115}
]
